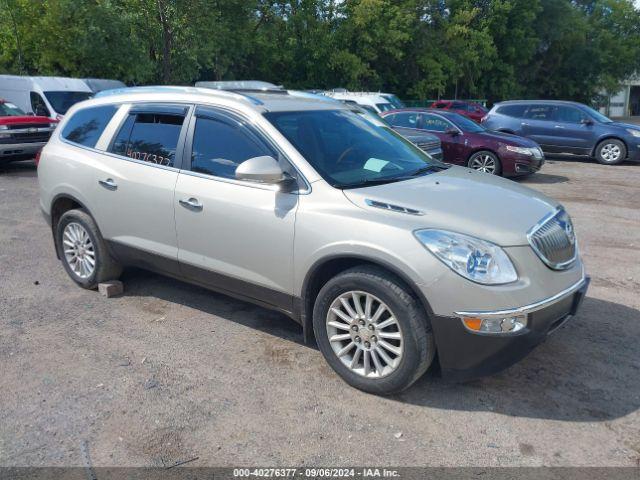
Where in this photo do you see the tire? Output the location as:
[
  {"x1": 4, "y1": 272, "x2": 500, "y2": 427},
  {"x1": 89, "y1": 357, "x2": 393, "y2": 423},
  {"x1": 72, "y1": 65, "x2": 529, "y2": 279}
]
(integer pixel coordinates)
[
  {"x1": 595, "y1": 139, "x2": 626, "y2": 165},
  {"x1": 467, "y1": 150, "x2": 502, "y2": 175},
  {"x1": 55, "y1": 209, "x2": 122, "y2": 289},
  {"x1": 312, "y1": 265, "x2": 435, "y2": 395}
]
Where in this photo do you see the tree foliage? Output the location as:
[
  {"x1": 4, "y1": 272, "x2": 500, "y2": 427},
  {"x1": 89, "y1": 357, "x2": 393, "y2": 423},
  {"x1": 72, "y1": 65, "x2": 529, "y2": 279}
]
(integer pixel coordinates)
[{"x1": 1, "y1": 0, "x2": 639, "y2": 102}]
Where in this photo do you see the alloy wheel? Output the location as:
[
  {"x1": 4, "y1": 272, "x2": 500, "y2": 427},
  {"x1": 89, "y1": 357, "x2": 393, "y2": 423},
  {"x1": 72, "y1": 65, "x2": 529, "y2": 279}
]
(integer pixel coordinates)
[
  {"x1": 470, "y1": 154, "x2": 497, "y2": 174},
  {"x1": 601, "y1": 143, "x2": 621, "y2": 163},
  {"x1": 325, "y1": 291, "x2": 404, "y2": 378},
  {"x1": 62, "y1": 222, "x2": 96, "y2": 279}
]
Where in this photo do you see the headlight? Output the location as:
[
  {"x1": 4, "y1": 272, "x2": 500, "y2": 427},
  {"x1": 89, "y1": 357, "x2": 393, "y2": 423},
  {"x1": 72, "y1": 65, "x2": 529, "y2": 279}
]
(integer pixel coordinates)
[
  {"x1": 49, "y1": 122, "x2": 58, "y2": 129},
  {"x1": 0, "y1": 125, "x2": 8, "y2": 130},
  {"x1": 625, "y1": 128, "x2": 640, "y2": 138},
  {"x1": 415, "y1": 229, "x2": 518, "y2": 285},
  {"x1": 506, "y1": 145, "x2": 533, "y2": 155}
]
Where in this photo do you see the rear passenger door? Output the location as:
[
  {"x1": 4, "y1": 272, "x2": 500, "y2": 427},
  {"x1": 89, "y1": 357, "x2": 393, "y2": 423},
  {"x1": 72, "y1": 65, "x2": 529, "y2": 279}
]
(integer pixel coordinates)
[
  {"x1": 521, "y1": 105, "x2": 557, "y2": 147},
  {"x1": 173, "y1": 106, "x2": 298, "y2": 312},
  {"x1": 91, "y1": 103, "x2": 191, "y2": 274}
]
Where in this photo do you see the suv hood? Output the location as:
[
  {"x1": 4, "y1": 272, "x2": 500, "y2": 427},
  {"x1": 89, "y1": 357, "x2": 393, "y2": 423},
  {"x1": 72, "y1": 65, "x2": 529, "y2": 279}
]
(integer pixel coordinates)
[
  {"x1": 608, "y1": 121, "x2": 640, "y2": 132},
  {"x1": 343, "y1": 166, "x2": 558, "y2": 246},
  {"x1": 0, "y1": 115, "x2": 53, "y2": 125}
]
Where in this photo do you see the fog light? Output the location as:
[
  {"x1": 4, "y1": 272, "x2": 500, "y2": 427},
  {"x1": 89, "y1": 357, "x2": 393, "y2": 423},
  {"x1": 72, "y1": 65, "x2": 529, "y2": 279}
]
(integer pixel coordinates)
[{"x1": 462, "y1": 315, "x2": 527, "y2": 334}]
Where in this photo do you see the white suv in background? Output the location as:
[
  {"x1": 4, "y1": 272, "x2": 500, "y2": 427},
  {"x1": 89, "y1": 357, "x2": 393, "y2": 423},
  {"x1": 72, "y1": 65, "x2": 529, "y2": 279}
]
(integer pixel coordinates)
[
  {"x1": 322, "y1": 91, "x2": 396, "y2": 114},
  {"x1": 38, "y1": 87, "x2": 588, "y2": 394}
]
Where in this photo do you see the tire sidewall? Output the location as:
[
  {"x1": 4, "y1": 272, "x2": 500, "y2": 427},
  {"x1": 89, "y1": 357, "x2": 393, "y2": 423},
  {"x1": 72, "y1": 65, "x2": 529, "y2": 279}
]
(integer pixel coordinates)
[
  {"x1": 56, "y1": 210, "x2": 103, "y2": 288},
  {"x1": 313, "y1": 270, "x2": 432, "y2": 395},
  {"x1": 468, "y1": 150, "x2": 502, "y2": 175},
  {"x1": 596, "y1": 139, "x2": 626, "y2": 165}
]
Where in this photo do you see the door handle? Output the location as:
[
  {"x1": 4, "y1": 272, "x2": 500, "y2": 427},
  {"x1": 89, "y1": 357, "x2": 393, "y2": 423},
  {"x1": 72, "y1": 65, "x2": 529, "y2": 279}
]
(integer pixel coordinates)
[
  {"x1": 554, "y1": 125, "x2": 565, "y2": 129},
  {"x1": 179, "y1": 197, "x2": 203, "y2": 211},
  {"x1": 98, "y1": 178, "x2": 117, "y2": 190},
  {"x1": 521, "y1": 122, "x2": 530, "y2": 127}
]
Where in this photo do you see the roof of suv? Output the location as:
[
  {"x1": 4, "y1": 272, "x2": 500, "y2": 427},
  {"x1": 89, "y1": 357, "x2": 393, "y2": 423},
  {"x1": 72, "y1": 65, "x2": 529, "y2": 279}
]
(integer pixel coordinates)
[
  {"x1": 494, "y1": 100, "x2": 585, "y2": 107},
  {"x1": 91, "y1": 86, "x2": 348, "y2": 113}
]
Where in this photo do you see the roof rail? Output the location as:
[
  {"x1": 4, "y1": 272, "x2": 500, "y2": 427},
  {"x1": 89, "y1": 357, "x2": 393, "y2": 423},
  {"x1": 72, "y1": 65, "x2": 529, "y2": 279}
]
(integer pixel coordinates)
[{"x1": 94, "y1": 85, "x2": 265, "y2": 106}]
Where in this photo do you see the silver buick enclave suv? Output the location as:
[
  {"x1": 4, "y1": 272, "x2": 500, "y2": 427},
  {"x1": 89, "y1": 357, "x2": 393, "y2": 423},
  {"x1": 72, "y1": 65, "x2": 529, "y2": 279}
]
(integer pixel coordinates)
[{"x1": 38, "y1": 87, "x2": 589, "y2": 394}]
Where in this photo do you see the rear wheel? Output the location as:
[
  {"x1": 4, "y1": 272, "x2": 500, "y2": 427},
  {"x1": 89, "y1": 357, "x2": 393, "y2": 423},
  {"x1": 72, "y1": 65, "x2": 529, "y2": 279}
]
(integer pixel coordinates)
[
  {"x1": 595, "y1": 139, "x2": 626, "y2": 165},
  {"x1": 56, "y1": 209, "x2": 122, "y2": 289},
  {"x1": 312, "y1": 266, "x2": 435, "y2": 394},
  {"x1": 468, "y1": 151, "x2": 502, "y2": 175}
]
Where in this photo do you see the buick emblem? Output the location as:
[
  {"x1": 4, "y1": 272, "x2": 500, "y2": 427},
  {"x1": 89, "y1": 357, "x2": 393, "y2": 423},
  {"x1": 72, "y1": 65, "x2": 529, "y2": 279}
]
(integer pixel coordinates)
[{"x1": 564, "y1": 220, "x2": 576, "y2": 245}]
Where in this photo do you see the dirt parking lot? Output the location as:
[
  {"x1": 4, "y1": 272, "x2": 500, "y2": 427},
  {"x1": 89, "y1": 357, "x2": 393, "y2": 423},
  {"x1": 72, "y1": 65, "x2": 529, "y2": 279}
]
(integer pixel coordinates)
[{"x1": 0, "y1": 156, "x2": 639, "y2": 468}]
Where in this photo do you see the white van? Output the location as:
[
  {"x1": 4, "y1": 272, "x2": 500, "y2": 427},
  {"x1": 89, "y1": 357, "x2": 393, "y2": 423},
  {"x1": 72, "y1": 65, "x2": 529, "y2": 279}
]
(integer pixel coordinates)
[
  {"x1": 322, "y1": 91, "x2": 397, "y2": 114},
  {"x1": 0, "y1": 75, "x2": 93, "y2": 120}
]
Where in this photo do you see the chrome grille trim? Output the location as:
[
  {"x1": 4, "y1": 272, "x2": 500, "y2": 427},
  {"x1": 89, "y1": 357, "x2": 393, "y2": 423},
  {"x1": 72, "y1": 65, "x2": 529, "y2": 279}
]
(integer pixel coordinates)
[{"x1": 527, "y1": 207, "x2": 577, "y2": 270}]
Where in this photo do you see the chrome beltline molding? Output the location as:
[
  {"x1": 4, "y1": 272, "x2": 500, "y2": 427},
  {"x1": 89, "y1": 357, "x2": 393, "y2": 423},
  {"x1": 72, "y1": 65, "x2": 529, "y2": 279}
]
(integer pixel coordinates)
[{"x1": 454, "y1": 271, "x2": 587, "y2": 318}]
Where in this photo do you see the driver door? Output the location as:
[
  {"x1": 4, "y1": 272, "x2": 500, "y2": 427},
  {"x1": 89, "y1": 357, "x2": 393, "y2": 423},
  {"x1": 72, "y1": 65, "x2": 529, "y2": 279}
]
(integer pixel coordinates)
[{"x1": 174, "y1": 106, "x2": 298, "y2": 313}]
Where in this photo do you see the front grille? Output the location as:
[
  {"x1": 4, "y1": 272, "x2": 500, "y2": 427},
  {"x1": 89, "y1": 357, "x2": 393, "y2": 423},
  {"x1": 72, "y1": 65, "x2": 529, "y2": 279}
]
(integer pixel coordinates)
[
  {"x1": 528, "y1": 208, "x2": 577, "y2": 270},
  {"x1": 6, "y1": 123, "x2": 50, "y2": 130},
  {"x1": 416, "y1": 141, "x2": 440, "y2": 152},
  {"x1": 0, "y1": 131, "x2": 52, "y2": 144}
]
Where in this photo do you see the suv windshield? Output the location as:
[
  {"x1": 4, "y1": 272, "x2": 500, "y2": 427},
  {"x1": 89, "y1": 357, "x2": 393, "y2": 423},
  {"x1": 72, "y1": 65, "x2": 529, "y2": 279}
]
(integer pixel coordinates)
[
  {"x1": 265, "y1": 109, "x2": 447, "y2": 189},
  {"x1": 44, "y1": 91, "x2": 93, "y2": 115},
  {"x1": 582, "y1": 105, "x2": 613, "y2": 123},
  {"x1": 382, "y1": 94, "x2": 405, "y2": 109},
  {"x1": 0, "y1": 102, "x2": 25, "y2": 116}
]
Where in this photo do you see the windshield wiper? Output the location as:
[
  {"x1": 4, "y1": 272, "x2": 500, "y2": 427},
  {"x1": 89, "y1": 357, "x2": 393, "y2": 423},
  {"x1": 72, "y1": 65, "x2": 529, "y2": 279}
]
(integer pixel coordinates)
[{"x1": 339, "y1": 177, "x2": 409, "y2": 189}]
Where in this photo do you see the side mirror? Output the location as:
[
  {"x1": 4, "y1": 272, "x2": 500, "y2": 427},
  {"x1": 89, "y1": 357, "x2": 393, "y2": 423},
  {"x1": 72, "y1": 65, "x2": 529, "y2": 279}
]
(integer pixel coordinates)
[
  {"x1": 581, "y1": 118, "x2": 594, "y2": 126},
  {"x1": 445, "y1": 127, "x2": 459, "y2": 136},
  {"x1": 236, "y1": 155, "x2": 287, "y2": 184}
]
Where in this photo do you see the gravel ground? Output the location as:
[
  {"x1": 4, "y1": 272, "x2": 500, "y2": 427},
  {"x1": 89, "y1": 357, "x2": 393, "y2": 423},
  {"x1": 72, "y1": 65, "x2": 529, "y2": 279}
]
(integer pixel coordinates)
[{"x1": 0, "y1": 156, "x2": 639, "y2": 468}]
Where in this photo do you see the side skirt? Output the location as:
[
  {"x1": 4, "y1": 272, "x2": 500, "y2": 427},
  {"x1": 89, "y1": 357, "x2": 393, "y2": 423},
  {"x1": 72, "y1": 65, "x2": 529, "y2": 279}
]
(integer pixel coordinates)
[{"x1": 106, "y1": 241, "x2": 301, "y2": 324}]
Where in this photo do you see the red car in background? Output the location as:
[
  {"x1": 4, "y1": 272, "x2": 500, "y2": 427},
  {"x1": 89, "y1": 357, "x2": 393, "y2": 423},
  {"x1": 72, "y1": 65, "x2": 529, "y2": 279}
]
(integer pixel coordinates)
[
  {"x1": 382, "y1": 108, "x2": 545, "y2": 177},
  {"x1": 430, "y1": 100, "x2": 488, "y2": 123},
  {"x1": 0, "y1": 99, "x2": 57, "y2": 165}
]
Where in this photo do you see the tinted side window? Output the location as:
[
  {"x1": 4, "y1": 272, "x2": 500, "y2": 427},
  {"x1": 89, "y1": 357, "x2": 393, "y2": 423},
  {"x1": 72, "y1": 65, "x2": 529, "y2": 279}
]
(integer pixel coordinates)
[
  {"x1": 109, "y1": 112, "x2": 185, "y2": 167},
  {"x1": 419, "y1": 114, "x2": 451, "y2": 132},
  {"x1": 554, "y1": 106, "x2": 586, "y2": 124},
  {"x1": 388, "y1": 112, "x2": 418, "y2": 128},
  {"x1": 525, "y1": 105, "x2": 556, "y2": 120},
  {"x1": 30, "y1": 92, "x2": 49, "y2": 117},
  {"x1": 497, "y1": 104, "x2": 528, "y2": 118},
  {"x1": 191, "y1": 116, "x2": 272, "y2": 179},
  {"x1": 61, "y1": 105, "x2": 118, "y2": 148}
]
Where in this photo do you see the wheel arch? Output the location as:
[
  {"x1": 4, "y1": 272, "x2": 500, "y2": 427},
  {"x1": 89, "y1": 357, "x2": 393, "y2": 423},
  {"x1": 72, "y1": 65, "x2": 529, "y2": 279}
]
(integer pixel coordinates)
[
  {"x1": 299, "y1": 255, "x2": 435, "y2": 344},
  {"x1": 592, "y1": 136, "x2": 628, "y2": 158},
  {"x1": 49, "y1": 193, "x2": 92, "y2": 259}
]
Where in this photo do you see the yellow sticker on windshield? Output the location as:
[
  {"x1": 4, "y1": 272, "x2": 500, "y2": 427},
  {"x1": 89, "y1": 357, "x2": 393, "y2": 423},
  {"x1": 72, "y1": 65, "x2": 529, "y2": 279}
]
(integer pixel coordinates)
[{"x1": 363, "y1": 158, "x2": 389, "y2": 173}]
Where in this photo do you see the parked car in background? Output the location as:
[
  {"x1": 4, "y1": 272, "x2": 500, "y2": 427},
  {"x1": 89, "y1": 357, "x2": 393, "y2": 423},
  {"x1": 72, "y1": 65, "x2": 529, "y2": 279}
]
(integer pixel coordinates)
[
  {"x1": 39, "y1": 87, "x2": 588, "y2": 394},
  {"x1": 0, "y1": 99, "x2": 57, "y2": 165},
  {"x1": 83, "y1": 78, "x2": 126, "y2": 94},
  {"x1": 322, "y1": 91, "x2": 395, "y2": 114},
  {"x1": 382, "y1": 108, "x2": 544, "y2": 176},
  {"x1": 482, "y1": 100, "x2": 640, "y2": 165},
  {"x1": 0, "y1": 75, "x2": 93, "y2": 120},
  {"x1": 431, "y1": 100, "x2": 488, "y2": 123}
]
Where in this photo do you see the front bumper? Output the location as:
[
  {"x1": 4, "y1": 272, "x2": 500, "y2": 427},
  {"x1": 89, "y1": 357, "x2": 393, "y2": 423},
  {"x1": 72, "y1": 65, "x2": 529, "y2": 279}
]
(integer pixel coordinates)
[
  {"x1": 431, "y1": 275, "x2": 590, "y2": 381},
  {"x1": 0, "y1": 141, "x2": 46, "y2": 160}
]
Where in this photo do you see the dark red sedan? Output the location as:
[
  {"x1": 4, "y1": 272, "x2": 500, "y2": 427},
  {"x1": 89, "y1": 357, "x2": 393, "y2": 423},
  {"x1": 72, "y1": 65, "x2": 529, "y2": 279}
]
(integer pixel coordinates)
[
  {"x1": 430, "y1": 100, "x2": 488, "y2": 123},
  {"x1": 381, "y1": 108, "x2": 545, "y2": 177}
]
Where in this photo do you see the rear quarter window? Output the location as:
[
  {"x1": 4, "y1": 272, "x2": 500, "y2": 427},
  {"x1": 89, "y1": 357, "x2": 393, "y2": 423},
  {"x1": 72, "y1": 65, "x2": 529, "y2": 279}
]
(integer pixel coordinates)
[
  {"x1": 61, "y1": 105, "x2": 118, "y2": 148},
  {"x1": 496, "y1": 104, "x2": 528, "y2": 118}
]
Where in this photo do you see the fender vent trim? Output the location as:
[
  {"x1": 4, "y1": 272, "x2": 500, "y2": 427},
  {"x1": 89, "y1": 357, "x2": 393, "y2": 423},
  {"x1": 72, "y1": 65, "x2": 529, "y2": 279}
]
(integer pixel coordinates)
[{"x1": 365, "y1": 199, "x2": 424, "y2": 216}]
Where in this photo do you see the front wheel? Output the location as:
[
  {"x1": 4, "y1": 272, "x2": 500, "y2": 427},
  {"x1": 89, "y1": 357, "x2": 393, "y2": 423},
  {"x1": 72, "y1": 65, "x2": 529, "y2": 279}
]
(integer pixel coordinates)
[
  {"x1": 595, "y1": 139, "x2": 626, "y2": 165},
  {"x1": 468, "y1": 151, "x2": 502, "y2": 175},
  {"x1": 312, "y1": 266, "x2": 435, "y2": 394}
]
